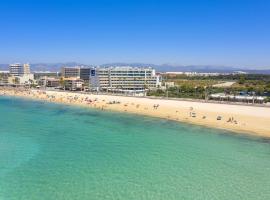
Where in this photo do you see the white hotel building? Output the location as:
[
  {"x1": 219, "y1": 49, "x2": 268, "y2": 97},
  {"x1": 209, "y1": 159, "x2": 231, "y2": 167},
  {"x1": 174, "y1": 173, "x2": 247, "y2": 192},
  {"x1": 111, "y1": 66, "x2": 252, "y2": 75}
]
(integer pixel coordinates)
[
  {"x1": 8, "y1": 63, "x2": 34, "y2": 85},
  {"x1": 9, "y1": 63, "x2": 30, "y2": 76},
  {"x1": 89, "y1": 67, "x2": 161, "y2": 92}
]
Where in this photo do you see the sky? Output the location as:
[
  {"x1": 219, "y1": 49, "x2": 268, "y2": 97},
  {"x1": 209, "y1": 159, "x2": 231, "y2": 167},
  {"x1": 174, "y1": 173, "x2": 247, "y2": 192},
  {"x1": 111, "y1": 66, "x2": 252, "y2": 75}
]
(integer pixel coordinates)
[{"x1": 0, "y1": 0, "x2": 270, "y2": 68}]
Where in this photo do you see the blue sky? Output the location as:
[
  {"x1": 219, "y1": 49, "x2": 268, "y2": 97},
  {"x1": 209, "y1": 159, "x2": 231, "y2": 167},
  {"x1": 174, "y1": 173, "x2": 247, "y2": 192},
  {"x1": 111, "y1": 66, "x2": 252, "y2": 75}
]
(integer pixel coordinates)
[{"x1": 0, "y1": 0, "x2": 269, "y2": 68}]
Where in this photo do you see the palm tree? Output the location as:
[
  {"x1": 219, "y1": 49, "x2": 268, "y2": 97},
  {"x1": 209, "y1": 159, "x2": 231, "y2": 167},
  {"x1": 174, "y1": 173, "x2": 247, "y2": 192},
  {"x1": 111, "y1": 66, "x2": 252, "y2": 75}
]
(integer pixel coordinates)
[
  {"x1": 60, "y1": 77, "x2": 65, "y2": 90},
  {"x1": 143, "y1": 83, "x2": 149, "y2": 97},
  {"x1": 204, "y1": 86, "x2": 208, "y2": 101},
  {"x1": 15, "y1": 77, "x2": 20, "y2": 85}
]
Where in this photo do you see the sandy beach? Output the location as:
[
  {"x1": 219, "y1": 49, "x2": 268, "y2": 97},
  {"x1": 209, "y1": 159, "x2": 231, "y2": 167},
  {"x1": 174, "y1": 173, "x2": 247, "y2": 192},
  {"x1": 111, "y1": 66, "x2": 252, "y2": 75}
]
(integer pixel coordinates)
[{"x1": 1, "y1": 87, "x2": 270, "y2": 137}]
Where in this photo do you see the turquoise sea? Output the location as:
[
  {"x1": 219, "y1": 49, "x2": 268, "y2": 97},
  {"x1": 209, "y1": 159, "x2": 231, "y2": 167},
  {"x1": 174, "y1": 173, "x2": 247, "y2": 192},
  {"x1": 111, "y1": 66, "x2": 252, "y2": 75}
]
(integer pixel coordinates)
[{"x1": 0, "y1": 96, "x2": 270, "y2": 200}]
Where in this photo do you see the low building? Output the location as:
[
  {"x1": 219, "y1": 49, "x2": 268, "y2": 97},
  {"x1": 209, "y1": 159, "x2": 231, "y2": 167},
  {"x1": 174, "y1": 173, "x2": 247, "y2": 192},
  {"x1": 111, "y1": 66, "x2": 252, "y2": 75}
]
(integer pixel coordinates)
[
  {"x1": 0, "y1": 71, "x2": 9, "y2": 85},
  {"x1": 38, "y1": 77, "x2": 60, "y2": 87},
  {"x1": 64, "y1": 78, "x2": 84, "y2": 91},
  {"x1": 47, "y1": 78, "x2": 60, "y2": 87},
  {"x1": 0, "y1": 70, "x2": 9, "y2": 74},
  {"x1": 16, "y1": 74, "x2": 35, "y2": 85},
  {"x1": 34, "y1": 71, "x2": 59, "y2": 79},
  {"x1": 0, "y1": 74, "x2": 11, "y2": 85},
  {"x1": 1, "y1": 74, "x2": 34, "y2": 85},
  {"x1": 164, "y1": 82, "x2": 175, "y2": 88},
  {"x1": 209, "y1": 93, "x2": 266, "y2": 104}
]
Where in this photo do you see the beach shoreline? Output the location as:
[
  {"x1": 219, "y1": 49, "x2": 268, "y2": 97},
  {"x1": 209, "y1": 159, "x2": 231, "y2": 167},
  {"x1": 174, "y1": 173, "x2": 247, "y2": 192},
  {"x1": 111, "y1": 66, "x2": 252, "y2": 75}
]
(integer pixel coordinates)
[{"x1": 1, "y1": 87, "x2": 270, "y2": 138}]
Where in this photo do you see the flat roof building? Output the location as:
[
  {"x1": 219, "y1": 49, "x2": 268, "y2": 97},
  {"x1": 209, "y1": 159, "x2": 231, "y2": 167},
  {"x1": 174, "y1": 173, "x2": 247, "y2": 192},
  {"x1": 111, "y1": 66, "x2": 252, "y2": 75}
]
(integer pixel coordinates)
[
  {"x1": 34, "y1": 71, "x2": 59, "y2": 79},
  {"x1": 8, "y1": 63, "x2": 34, "y2": 85},
  {"x1": 63, "y1": 78, "x2": 84, "y2": 91},
  {"x1": 80, "y1": 68, "x2": 91, "y2": 82},
  {"x1": 38, "y1": 77, "x2": 60, "y2": 88},
  {"x1": 9, "y1": 63, "x2": 30, "y2": 76},
  {"x1": 209, "y1": 93, "x2": 266, "y2": 104},
  {"x1": 61, "y1": 67, "x2": 80, "y2": 78},
  {"x1": 89, "y1": 66, "x2": 161, "y2": 92},
  {"x1": 61, "y1": 66, "x2": 91, "y2": 83}
]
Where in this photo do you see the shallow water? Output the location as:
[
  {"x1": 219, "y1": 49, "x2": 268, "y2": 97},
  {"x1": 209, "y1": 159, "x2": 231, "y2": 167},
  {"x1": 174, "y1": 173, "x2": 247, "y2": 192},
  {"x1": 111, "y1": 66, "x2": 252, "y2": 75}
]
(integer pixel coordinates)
[{"x1": 0, "y1": 96, "x2": 270, "y2": 200}]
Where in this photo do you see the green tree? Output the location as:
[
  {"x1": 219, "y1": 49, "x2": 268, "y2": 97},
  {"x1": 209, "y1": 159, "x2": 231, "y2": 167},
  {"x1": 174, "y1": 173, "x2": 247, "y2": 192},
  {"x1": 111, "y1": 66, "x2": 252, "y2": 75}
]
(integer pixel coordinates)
[{"x1": 238, "y1": 75, "x2": 246, "y2": 84}]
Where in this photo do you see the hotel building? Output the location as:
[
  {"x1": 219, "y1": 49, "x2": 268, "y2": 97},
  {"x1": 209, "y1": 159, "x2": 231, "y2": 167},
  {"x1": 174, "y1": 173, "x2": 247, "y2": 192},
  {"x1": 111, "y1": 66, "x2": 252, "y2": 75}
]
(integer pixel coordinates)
[
  {"x1": 89, "y1": 67, "x2": 161, "y2": 92},
  {"x1": 61, "y1": 66, "x2": 91, "y2": 83},
  {"x1": 9, "y1": 63, "x2": 30, "y2": 76},
  {"x1": 80, "y1": 68, "x2": 91, "y2": 82},
  {"x1": 8, "y1": 63, "x2": 34, "y2": 85},
  {"x1": 61, "y1": 67, "x2": 80, "y2": 78}
]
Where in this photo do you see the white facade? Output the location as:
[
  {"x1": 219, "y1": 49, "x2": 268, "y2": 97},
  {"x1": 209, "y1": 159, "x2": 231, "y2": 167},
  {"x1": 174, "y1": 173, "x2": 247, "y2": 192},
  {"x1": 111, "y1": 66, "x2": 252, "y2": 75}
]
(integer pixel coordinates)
[
  {"x1": 16, "y1": 74, "x2": 35, "y2": 85},
  {"x1": 64, "y1": 78, "x2": 84, "y2": 90},
  {"x1": 9, "y1": 63, "x2": 30, "y2": 76},
  {"x1": 0, "y1": 71, "x2": 9, "y2": 74},
  {"x1": 209, "y1": 93, "x2": 266, "y2": 104},
  {"x1": 89, "y1": 67, "x2": 161, "y2": 91},
  {"x1": 7, "y1": 63, "x2": 34, "y2": 85}
]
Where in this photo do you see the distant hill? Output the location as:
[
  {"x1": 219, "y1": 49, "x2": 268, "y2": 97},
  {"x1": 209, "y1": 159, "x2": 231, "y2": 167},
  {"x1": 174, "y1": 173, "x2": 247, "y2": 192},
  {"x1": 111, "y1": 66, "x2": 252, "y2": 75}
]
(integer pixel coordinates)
[
  {"x1": 1, "y1": 62, "x2": 270, "y2": 74},
  {"x1": 102, "y1": 63, "x2": 270, "y2": 74}
]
